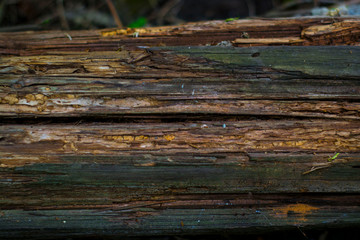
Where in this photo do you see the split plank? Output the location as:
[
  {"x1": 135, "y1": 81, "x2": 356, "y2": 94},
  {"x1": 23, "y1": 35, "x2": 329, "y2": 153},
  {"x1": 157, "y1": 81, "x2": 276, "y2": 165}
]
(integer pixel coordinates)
[
  {"x1": 1, "y1": 46, "x2": 360, "y2": 118},
  {"x1": 0, "y1": 17, "x2": 360, "y2": 239}
]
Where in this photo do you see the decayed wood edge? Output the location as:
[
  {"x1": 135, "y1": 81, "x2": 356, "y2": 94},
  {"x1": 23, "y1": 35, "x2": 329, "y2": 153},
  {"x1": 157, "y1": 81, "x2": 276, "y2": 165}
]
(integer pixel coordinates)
[
  {"x1": 1, "y1": 203, "x2": 360, "y2": 239},
  {"x1": 1, "y1": 115, "x2": 360, "y2": 234},
  {"x1": 0, "y1": 120, "x2": 359, "y2": 210},
  {"x1": 1, "y1": 120, "x2": 359, "y2": 165},
  {"x1": 1, "y1": 154, "x2": 360, "y2": 208},
  {"x1": 0, "y1": 46, "x2": 359, "y2": 118},
  {"x1": 0, "y1": 17, "x2": 359, "y2": 55}
]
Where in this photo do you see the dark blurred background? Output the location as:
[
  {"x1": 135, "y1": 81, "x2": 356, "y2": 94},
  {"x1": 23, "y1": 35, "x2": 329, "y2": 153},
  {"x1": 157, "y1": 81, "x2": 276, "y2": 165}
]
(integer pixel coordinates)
[{"x1": 0, "y1": 0, "x2": 359, "y2": 31}]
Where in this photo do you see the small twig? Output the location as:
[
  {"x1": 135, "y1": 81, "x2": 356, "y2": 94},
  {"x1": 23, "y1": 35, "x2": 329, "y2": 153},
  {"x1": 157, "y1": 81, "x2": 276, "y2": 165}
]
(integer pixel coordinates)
[
  {"x1": 245, "y1": 0, "x2": 256, "y2": 17},
  {"x1": 106, "y1": 0, "x2": 124, "y2": 28},
  {"x1": 296, "y1": 225, "x2": 309, "y2": 239},
  {"x1": 110, "y1": 200, "x2": 175, "y2": 211},
  {"x1": 155, "y1": 0, "x2": 182, "y2": 26},
  {"x1": 188, "y1": 143, "x2": 199, "y2": 149},
  {"x1": 57, "y1": 0, "x2": 69, "y2": 30},
  {"x1": 302, "y1": 164, "x2": 331, "y2": 175},
  {"x1": 64, "y1": 33, "x2": 72, "y2": 41},
  {"x1": 302, "y1": 153, "x2": 342, "y2": 175}
]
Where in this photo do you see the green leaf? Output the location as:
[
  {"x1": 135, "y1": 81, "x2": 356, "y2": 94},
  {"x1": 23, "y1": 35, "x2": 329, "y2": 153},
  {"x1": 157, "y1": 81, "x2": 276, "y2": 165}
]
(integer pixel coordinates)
[
  {"x1": 225, "y1": 17, "x2": 239, "y2": 22},
  {"x1": 328, "y1": 153, "x2": 340, "y2": 162},
  {"x1": 41, "y1": 19, "x2": 51, "y2": 26},
  {"x1": 128, "y1": 17, "x2": 147, "y2": 28}
]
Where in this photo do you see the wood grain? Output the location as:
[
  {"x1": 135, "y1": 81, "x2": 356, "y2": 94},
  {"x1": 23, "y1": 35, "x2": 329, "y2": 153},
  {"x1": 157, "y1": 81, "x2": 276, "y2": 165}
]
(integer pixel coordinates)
[{"x1": 0, "y1": 17, "x2": 360, "y2": 239}]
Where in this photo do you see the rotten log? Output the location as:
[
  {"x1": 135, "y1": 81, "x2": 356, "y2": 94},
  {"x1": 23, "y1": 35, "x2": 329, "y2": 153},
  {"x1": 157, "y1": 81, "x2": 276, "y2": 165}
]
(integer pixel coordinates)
[{"x1": 0, "y1": 17, "x2": 360, "y2": 239}]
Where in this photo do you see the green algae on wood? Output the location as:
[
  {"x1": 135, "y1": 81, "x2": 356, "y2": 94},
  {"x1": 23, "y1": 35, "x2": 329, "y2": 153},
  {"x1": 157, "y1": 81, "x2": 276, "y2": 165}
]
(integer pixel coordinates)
[
  {"x1": 0, "y1": 46, "x2": 360, "y2": 118},
  {"x1": 158, "y1": 46, "x2": 360, "y2": 78}
]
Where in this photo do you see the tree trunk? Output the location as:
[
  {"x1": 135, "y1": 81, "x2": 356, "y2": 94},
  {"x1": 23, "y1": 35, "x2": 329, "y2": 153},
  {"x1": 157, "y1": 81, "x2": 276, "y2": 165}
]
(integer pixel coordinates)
[{"x1": 0, "y1": 17, "x2": 360, "y2": 239}]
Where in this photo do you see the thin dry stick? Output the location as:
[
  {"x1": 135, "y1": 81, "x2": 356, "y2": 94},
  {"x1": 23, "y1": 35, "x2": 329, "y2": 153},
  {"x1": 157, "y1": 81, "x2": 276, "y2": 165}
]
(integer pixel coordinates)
[
  {"x1": 302, "y1": 164, "x2": 332, "y2": 175},
  {"x1": 297, "y1": 226, "x2": 309, "y2": 239},
  {"x1": 156, "y1": 0, "x2": 181, "y2": 26},
  {"x1": 245, "y1": 0, "x2": 256, "y2": 17},
  {"x1": 57, "y1": 0, "x2": 69, "y2": 30},
  {"x1": 106, "y1": 0, "x2": 124, "y2": 28},
  {"x1": 302, "y1": 153, "x2": 344, "y2": 175}
]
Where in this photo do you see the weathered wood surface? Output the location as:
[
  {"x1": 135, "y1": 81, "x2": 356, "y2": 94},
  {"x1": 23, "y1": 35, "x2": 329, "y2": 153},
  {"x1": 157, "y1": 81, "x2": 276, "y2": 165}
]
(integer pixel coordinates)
[
  {"x1": 1, "y1": 46, "x2": 360, "y2": 118},
  {"x1": 1, "y1": 17, "x2": 360, "y2": 239},
  {"x1": 1, "y1": 17, "x2": 360, "y2": 55}
]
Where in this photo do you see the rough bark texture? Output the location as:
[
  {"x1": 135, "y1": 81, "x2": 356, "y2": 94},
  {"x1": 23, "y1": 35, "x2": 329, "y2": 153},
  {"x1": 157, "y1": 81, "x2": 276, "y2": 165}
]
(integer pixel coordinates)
[{"x1": 0, "y1": 17, "x2": 360, "y2": 239}]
